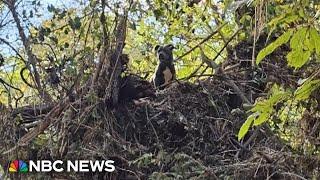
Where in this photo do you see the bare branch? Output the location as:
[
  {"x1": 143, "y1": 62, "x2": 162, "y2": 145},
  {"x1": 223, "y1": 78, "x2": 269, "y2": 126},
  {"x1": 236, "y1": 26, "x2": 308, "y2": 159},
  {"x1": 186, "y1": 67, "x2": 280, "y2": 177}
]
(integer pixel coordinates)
[
  {"x1": 6, "y1": 0, "x2": 52, "y2": 102},
  {"x1": 174, "y1": 22, "x2": 227, "y2": 62}
]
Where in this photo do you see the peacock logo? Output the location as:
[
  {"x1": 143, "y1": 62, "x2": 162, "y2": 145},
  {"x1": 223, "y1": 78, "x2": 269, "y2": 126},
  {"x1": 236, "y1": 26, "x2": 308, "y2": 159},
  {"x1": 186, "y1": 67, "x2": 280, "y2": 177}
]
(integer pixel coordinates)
[{"x1": 9, "y1": 160, "x2": 28, "y2": 173}]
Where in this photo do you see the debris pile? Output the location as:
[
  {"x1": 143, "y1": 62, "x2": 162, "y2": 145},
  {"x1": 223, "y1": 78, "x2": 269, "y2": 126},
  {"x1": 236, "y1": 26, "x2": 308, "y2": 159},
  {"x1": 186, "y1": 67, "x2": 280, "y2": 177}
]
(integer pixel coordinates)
[{"x1": 0, "y1": 38, "x2": 319, "y2": 179}]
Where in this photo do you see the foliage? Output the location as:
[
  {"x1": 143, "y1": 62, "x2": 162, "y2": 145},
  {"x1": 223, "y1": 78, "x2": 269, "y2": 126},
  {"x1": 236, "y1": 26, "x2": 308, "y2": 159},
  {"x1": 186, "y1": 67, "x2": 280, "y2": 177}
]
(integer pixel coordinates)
[
  {"x1": 0, "y1": 1, "x2": 319, "y2": 178},
  {"x1": 132, "y1": 152, "x2": 207, "y2": 179},
  {"x1": 239, "y1": 0, "x2": 320, "y2": 143},
  {"x1": 238, "y1": 85, "x2": 291, "y2": 140},
  {"x1": 256, "y1": 30, "x2": 293, "y2": 64},
  {"x1": 294, "y1": 79, "x2": 320, "y2": 101},
  {"x1": 257, "y1": 27, "x2": 320, "y2": 69}
]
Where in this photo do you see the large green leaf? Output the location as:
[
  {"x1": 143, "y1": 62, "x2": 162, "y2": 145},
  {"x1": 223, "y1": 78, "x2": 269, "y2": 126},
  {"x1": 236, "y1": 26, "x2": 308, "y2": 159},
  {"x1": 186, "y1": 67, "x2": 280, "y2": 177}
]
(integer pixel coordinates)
[
  {"x1": 238, "y1": 113, "x2": 257, "y2": 141},
  {"x1": 256, "y1": 30, "x2": 293, "y2": 64},
  {"x1": 290, "y1": 27, "x2": 307, "y2": 50},
  {"x1": 310, "y1": 28, "x2": 320, "y2": 55},
  {"x1": 287, "y1": 28, "x2": 312, "y2": 68},
  {"x1": 253, "y1": 112, "x2": 270, "y2": 126},
  {"x1": 294, "y1": 79, "x2": 320, "y2": 101},
  {"x1": 287, "y1": 49, "x2": 311, "y2": 68},
  {"x1": 239, "y1": 85, "x2": 291, "y2": 140},
  {"x1": 268, "y1": 86, "x2": 291, "y2": 104}
]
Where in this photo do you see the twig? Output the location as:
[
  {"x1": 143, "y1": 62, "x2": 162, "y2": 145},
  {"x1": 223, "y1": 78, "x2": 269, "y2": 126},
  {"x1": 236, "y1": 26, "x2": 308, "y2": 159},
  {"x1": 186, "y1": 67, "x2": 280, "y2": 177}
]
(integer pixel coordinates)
[
  {"x1": 174, "y1": 22, "x2": 227, "y2": 62},
  {"x1": 91, "y1": 0, "x2": 109, "y2": 88},
  {"x1": 252, "y1": 5, "x2": 258, "y2": 67},
  {"x1": 180, "y1": 62, "x2": 205, "y2": 80},
  {"x1": 0, "y1": 37, "x2": 25, "y2": 62},
  {"x1": 211, "y1": 27, "x2": 243, "y2": 63},
  {"x1": 180, "y1": 27, "x2": 242, "y2": 80},
  {"x1": 225, "y1": 78, "x2": 251, "y2": 104},
  {"x1": 145, "y1": 106, "x2": 159, "y2": 145},
  {"x1": 281, "y1": 172, "x2": 308, "y2": 180},
  {"x1": 6, "y1": 0, "x2": 52, "y2": 102},
  {"x1": 235, "y1": 126, "x2": 261, "y2": 158},
  {"x1": 16, "y1": 100, "x2": 68, "y2": 148}
]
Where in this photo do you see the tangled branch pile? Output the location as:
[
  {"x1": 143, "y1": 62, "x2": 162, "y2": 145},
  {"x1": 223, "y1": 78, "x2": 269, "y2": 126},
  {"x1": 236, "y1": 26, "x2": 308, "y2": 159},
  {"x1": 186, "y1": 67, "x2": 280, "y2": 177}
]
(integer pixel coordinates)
[{"x1": 0, "y1": 14, "x2": 319, "y2": 180}]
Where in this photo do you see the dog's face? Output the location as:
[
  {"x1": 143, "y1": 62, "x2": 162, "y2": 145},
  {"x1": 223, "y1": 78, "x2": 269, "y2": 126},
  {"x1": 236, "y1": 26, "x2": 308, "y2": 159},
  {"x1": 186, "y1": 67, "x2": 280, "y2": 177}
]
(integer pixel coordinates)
[{"x1": 154, "y1": 44, "x2": 174, "y2": 63}]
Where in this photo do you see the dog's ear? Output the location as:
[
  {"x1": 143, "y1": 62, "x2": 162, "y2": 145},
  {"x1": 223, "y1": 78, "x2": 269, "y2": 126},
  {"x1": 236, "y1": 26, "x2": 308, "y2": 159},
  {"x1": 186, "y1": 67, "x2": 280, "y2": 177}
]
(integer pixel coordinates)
[
  {"x1": 154, "y1": 45, "x2": 160, "y2": 52},
  {"x1": 166, "y1": 44, "x2": 174, "y2": 50}
]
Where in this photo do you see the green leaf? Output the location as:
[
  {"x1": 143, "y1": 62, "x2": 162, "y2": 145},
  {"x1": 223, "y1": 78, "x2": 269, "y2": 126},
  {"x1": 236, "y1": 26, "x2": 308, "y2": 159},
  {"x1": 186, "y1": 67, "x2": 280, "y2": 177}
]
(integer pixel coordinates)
[
  {"x1": 129, "y1": 22, "x2": 136, "y2": 30},
  {"x1": 250, "y1": 101, "x2": 269, "y2": 112},
  {"x1": 287, "y1": 49, "x2": 311, "y2": 68},
  {"x1": 29, "y1": 10, "x2": 33, "y2": 18},
  {"x1": 153, "y1": 9, "x2": 162, "y2": 20},
  {"x1": 22, "y1": 10, "x2": 27, "y2": 18},
  {"x1": 256, "y1": 30, "x2": 293, "y2": 64},
  {"x1": 74, "y1": 16, "x2": 81, "y2": 28},
  {"x1": 253, "y1": 112, "x2": 270, "y2": 126},
  {"x1": 58, "y1": 10, "x2": 67, "y2": 19},
  {"x1": 242, "y1": 84, "x2": 291, "y2": 134},
  {"x1": 69, "y1": 16, "x2": 82, "y2": 30},
  {"x1": 298, "y1": 9, "x2": 305, "y2": 18},
  {"x1": 131, "y1": 153, "x2": 153, "y2": 168},
  {"x1": 283, "y1": 15, "x2": 299, "y2": 24},
  {"x1": 268, "y1": 85, "x2": 291, "y2": 104},
  {"x1": 44, "y1": 27, "x2": 51, "y2": 35},
  {"x1": 47, "y1": 4, "x2": 55, "y2": 13},
  {"x1": 304, "y1": 37, "x2": 313, "y2": 51},
  {"x1": 290, "y1": 27, "x2": 307, "y2": 50},
  {"x1": 238, "y1": 113, "x2": 257, "y2": 141},
  {"x1": 268, "y1": 14, "x2": 285, "y2": 27},
  {"x1": 294, "y1": 79, "x2": 320, "y2": 101},
  {"x1": 310, "y1": 28, "x2": 320, "y2": 55}
]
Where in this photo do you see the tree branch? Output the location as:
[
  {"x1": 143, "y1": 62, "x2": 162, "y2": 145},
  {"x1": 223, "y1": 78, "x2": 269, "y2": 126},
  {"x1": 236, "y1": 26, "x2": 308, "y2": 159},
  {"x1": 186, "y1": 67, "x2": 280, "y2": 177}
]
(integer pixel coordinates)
[
  {"x1": 6, "y1": 0, "x2": 52, "y2": 102},
  {"x1": 174, "y1": 22, "x2": 227, "y2": 62}
]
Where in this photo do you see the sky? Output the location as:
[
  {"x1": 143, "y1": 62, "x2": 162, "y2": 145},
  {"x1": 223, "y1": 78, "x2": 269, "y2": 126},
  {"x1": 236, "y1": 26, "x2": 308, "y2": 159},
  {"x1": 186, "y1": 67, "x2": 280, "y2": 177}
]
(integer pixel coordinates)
[{"x1": 0, "y1": 0, "x2": 84, "y2": 56}]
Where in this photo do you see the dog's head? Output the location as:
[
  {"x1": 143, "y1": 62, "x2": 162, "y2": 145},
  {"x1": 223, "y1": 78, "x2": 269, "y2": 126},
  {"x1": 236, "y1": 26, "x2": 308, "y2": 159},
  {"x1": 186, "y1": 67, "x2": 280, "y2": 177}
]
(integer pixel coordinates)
[{"x1": 154, "y1": 44, "x2": 174, "y2": 63}]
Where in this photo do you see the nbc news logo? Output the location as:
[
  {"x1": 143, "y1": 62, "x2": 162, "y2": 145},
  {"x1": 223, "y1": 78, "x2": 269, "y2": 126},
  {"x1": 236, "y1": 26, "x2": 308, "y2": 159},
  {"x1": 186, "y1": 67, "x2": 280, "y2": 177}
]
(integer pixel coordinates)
[
  {"x1": 8, "y1": 159, "x2": 115, "y2": 173},
  {"x1": 9, "y1": 160, "x2": 28, "y2": 173}
]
